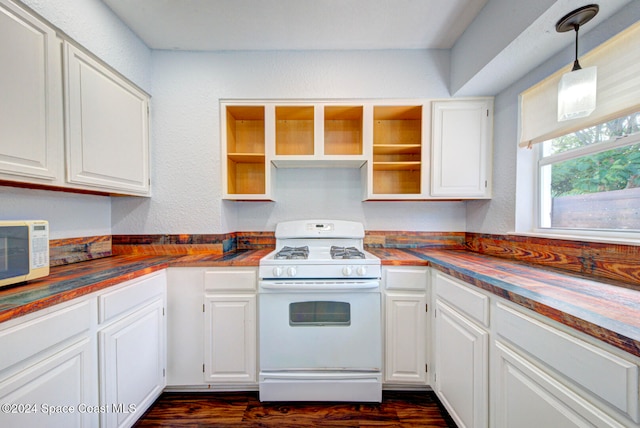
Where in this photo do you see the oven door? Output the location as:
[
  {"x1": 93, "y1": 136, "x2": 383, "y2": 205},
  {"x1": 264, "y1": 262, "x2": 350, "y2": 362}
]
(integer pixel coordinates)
[{"x1": 259, "y1": 281, "x2": 381, "y2": 372}]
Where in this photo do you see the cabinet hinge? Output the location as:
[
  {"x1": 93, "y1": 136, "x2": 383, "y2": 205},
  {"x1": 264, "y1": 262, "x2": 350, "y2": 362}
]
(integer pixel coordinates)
[
  {"x1": 425, "y1": 364, "x2": 428, "y2": 373},
  {"x1": 163, "y1": 307, "x2": 165, "y2": 316},
  {"x1": 485, "y1": 180, "x2": 488, "y2": 188},
  {"x1": 203, "y1": 303, "x2": 205, "y2": 312},
  {"x1": 203, "y1": 364, "x2": 205, "y2": 373},
  {"x1": 163, "y1": 368, "x2": 166, "y2": 377},
  {"x1": 486, "y1": 109, "x2": 489, "y2": 117},
  {"x1": 425, "y1": 303, "x2": 428, "y2": 312}
]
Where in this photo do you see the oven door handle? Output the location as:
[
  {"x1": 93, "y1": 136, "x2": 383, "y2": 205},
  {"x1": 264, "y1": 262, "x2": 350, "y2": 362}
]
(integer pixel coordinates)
[{"x1": 259, "y1": 281, "x2": 380, "y2": 291}]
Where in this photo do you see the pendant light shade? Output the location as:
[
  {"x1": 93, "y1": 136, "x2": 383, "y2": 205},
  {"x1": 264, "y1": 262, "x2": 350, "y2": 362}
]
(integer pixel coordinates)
[
  {"x1": 557, "y1": 65, "x2": 597, "y2": 121},
  {"x1": 556, "y1": 4, "x2": 599, "y2": 122}
]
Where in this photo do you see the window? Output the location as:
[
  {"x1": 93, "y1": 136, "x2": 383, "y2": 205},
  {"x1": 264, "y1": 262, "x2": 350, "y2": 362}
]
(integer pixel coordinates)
[{"x1": 538, "y1": 112, "x2": 640, "y2": 232}]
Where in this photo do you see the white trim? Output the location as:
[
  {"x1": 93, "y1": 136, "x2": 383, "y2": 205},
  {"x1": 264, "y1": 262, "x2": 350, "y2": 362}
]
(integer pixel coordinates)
[
  {"x1": 539, "y1": 131, "x2": 640, "y2": 167},
  {"x1": 509, "y1": 231, "x2": 640, "y2": 247}
]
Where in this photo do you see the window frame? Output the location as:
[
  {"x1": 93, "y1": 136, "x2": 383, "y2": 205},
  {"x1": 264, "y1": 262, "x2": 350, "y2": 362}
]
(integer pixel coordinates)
[{"x1": 535, "y1": 130, "x2": 640, "y2": 240}]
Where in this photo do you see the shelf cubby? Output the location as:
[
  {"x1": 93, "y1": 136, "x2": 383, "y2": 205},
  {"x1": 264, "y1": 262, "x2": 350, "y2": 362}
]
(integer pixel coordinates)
[
  {"x1": 275, "y1": 106, "x2": 314, "y2": 155},
  {"x1": 324, "y1": 105, "x2": 363, "y2": 155},
  {"x1": 225, "y1": 105, "x2": 266, "y2": 195},
  {"x1": 372, "y1": 106, "x2": 422, "y2": 195}
]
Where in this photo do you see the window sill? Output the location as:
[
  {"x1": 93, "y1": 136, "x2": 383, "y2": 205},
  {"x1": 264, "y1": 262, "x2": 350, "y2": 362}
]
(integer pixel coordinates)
[{"x1": 509, "y1": 230, "x2": 640, "y2": 247}]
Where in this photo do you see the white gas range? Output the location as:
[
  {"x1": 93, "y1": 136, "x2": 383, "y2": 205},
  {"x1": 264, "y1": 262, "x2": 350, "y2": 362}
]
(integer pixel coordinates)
[
  {"x1": 258, "y1": 220, "x2": 382, "y2": 402},
  {"x1": 258, "y1": 220, "x2": 381, "y2": 281}
]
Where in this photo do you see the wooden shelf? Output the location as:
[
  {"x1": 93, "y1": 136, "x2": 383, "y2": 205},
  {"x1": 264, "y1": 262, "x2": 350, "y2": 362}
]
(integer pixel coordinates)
[
  {"x1": 372, "y1": 105, "x2": 423, "y2": 195},
  {"x1": 227, "y1": 153, "x2": 265, "y2": 163},
  {"x1": 225, "y1": 105, "x2": 267, "y2": 196},
  {"x1": 324, "y1": 106, "x2": 363, "y2": 155},
  {"x1": 373, "y1": 161, "x2": 421, "y2": 171},
  {"x1": 373, "y1": 144, "x2": 421, "y2": 155},
  {"x1": 276, "y1": 105, "x2": 314, "y2": 155}
]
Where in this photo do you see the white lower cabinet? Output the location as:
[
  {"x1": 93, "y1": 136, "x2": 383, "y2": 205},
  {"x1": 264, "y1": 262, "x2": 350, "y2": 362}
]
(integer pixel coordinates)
[
  {"x1": 99, "y1": 300, "x2": 165, "y2": 428},
  {"x1": 97, "y1": 270, "x2": 167, "y2": 428},
  {"x1": 203, "y1": 294, "x2": 256, "y2": 383},
  {"x1": 432, "y1": 271, "x2": 489, "y2": 428},
  {"x1": 0, "y1": 270, "x2": 167, "y2": 428},
  {"x1": 494, "y1": 340, "x2": 624, "y2": 428},
  {"x1": 203, "y1": 268, "x2": 257, "y2": 385},
  {"x1": 0, "y1": 301, "x2": 96, "y2": 428},
  {"x1": 382, "y1": 266, "x2": 428, "y2": 385},
  {"x1": 431, "y1": 269, "x2": 640, "y2": 428},
  {"x1": 165, "y1": 267, "x2": 257, "y2": 388}
]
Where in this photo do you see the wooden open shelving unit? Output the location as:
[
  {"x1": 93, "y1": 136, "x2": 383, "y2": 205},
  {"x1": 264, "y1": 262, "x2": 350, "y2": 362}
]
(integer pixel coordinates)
[
  {"x1": 275, "y1": 105, "x2": 314, "y2": 155},
  {"x1": 372, "y1": 106, "x2": 422, "y2": 195},
  {"x1": 324, "y1": 105, "x2": 363, "y2": 155},
  {"x1": 221, "y1": 98, "x2": 492, "y2": 201},
  {"x1": 225, "y1": 105, "x2": 266, "y2": 195}
]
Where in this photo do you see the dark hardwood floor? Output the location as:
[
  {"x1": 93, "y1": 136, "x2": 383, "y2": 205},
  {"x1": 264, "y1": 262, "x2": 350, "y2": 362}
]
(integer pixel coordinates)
[{"x1": 133, "y1": 390, "x2": 457, "y2": 427}]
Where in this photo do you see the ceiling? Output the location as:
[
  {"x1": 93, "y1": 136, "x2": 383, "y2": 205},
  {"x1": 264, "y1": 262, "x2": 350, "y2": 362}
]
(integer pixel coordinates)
[{"x1": 100, "y1": 0, "x2": 488, "y2": 51}]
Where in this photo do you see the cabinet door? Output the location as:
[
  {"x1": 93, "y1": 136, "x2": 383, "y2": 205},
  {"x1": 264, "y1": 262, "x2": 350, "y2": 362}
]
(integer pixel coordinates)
[
  {"x1": 64, "y1": 42, "x2": 150, "y2": 195},
  {"x1": 204, "y1": 294, "x2": 256, "y2": 384},
  {"x1": 494, "y1": 340, "x2": 624, "y2": 428},
  {"x1": 0, "y1": 0, "x2": 62, "y2": 182},
  {"x1": 0, "y1": 337, "x2": 95, "y2": 428},
  {"x1": 99, "y1": 298, "x2": 166, "y2": 428},
  {"x1": 434, "y1": 300, "x2": 488, "y2": 428},
  {"x1": 384, "y1": 292, "x2": 427, "y2": 384},
  {"x1": 431, "y1": 99, "x2": 492, "y2": 198}
]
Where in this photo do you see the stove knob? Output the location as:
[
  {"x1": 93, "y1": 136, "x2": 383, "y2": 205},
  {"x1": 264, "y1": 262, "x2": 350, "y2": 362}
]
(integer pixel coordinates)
[
  {"x1": 342, "y1": 266, "x2": 353, "y2": 277},
  {"x1": 273, "y1": 266, "x2": 283, "y2": 277},
  {"x1": 287, "y1": 267, "x2": 297, "y2": 277},
  {"x1": 357, "y1": 266, "x2": 367, "y2": 276}
]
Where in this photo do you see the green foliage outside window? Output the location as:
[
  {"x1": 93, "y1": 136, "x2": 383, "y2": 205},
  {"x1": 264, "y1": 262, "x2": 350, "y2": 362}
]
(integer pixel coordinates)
[{"x1": 548, "y1": 113, "x2": 640, "y2": 197}]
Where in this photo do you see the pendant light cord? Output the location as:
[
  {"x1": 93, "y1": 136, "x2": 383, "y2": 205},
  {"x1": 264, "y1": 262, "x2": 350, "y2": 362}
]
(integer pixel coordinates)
[{"x1": 572, "y1": 24, "x2": 582, "y2": 71}]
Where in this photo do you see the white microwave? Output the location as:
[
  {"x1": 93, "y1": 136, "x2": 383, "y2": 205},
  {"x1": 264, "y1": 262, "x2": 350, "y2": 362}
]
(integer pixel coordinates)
[{"x1": 0, "y1": 220, "x2": 49, "y2": 288}]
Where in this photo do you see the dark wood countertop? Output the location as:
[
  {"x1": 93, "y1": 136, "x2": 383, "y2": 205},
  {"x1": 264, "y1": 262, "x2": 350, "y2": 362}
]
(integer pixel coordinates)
[
  {"x1": 1, "y1": 248, "x2": 639, "y2": 360},
  {"x1": 369, "y1": 247, "x2": 640, "y2": 358}
]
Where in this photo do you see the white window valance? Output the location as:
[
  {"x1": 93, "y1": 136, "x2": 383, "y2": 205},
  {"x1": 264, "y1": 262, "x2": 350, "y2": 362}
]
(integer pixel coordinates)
[{"x1": 519, "y1": 20, "x2": 640, "y2": 148}]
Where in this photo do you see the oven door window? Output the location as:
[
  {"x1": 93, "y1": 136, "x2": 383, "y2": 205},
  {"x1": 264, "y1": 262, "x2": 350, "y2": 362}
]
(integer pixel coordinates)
[{"x1": 289, "y1": 301, "x2": 351, "y2": 326}]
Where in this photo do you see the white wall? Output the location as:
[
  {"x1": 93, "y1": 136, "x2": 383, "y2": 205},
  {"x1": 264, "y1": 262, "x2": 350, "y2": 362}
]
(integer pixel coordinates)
[
  {"x1": 0, "y1": 186, "x2": 111, "y2": 240},
  {"x1": 111, "y1": 49, "x2": 468, "y2": 234}
]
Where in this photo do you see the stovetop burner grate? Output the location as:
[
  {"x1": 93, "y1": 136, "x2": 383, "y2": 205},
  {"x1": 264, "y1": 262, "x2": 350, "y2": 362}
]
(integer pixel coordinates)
[
  {"x1": 274, "y1": 246, "x2": 310, "y2": 260},
  {"x1": 330, "y1": 246, "x2": 365, "y2": 259}
]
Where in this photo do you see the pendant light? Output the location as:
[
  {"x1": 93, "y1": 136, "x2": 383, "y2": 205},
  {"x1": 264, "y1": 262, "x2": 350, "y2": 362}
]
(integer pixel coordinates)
[{"x1": 556, "y1": 4, "x2": 599, "y2": 122}]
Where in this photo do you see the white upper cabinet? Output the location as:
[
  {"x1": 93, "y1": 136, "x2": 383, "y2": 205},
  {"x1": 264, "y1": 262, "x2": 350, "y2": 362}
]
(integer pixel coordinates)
[
  {"x1": 64, "y1": 42, "x2": 150, "y2": 196},
  {"x1": 431, "y1": 99, "x2": 493, "y2": 198},
  {"x1": 0, "y1": 0, "x2": 151, "y2": 196},
  {"x1": 221, "y1": 99, "x2": 493, "y2": 201},
  {"x1": 0, "y1": 0, "x2": 63, "y2": 183}
]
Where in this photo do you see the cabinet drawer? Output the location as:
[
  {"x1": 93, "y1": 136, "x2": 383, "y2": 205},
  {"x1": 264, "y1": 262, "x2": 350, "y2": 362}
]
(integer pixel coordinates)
[
  {"x1": 204, "y1": 268, "x2": 256, "y2": 291},
  {"x1": 0, "y1": 300, "x2": 92, "y2": 372},
  {"x1": 495, "y1": 302, "x2": 639, "y2": 422},
  {"x1": 384, "y1": 267, "x2": 428, "y2": 291},
  {"x1": 434, "y1": 271, "x2": 488, "y2": 327},
  {"x1": 98, "y1": 271, "x2": 166, "y2": 324}
]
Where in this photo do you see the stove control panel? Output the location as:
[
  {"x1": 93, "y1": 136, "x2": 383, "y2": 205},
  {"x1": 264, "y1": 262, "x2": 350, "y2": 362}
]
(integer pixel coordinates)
[
  {"x1": 269, "y1": 265, "x2": 374, "y2": 278},
  {"x1": 343, "y1": 266, "x2": 369, "y2": 277}
]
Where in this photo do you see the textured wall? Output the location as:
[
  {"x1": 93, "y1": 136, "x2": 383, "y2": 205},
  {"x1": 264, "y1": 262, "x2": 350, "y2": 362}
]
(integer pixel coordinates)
[{"x1": 110, "y1": 49, "x2": 466, "y2": 234}]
